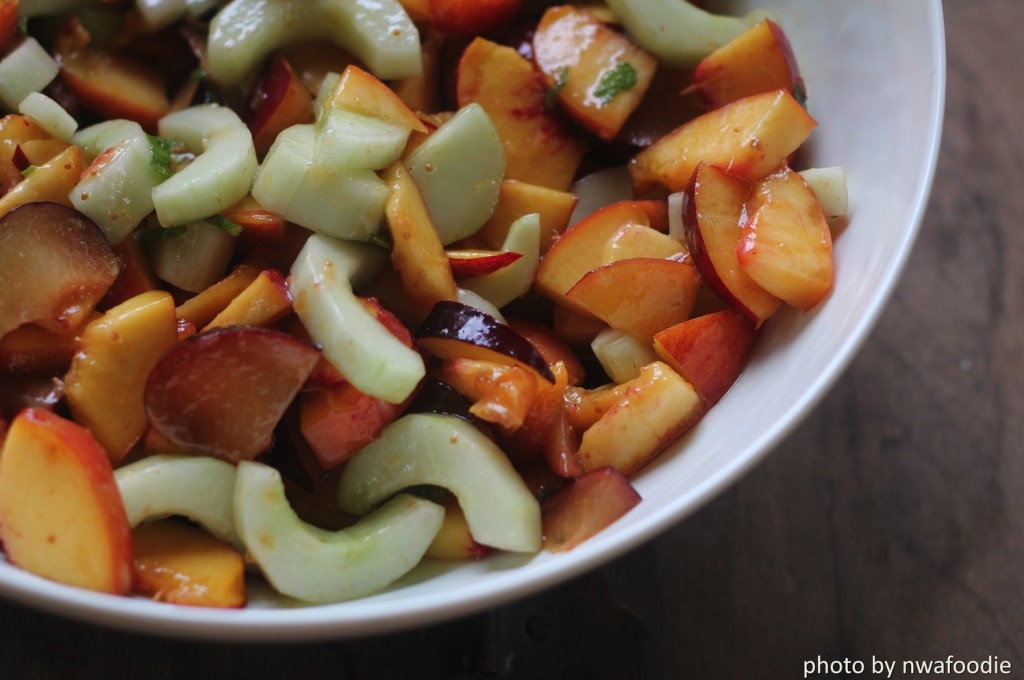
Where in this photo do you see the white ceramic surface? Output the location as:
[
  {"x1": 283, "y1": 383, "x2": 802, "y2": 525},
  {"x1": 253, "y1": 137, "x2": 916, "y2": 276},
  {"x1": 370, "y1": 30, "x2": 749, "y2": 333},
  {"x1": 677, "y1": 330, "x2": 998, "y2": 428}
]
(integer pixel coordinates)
[{"x1": 0, "y1": 0, "x2": 945, "y2": 641}]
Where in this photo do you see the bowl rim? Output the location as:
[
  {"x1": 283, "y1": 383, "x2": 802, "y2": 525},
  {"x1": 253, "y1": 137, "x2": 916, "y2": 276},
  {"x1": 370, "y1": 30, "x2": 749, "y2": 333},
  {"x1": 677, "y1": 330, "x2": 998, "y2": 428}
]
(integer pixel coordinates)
[{"x1": 0, "y1": 0, "x2": 947, "y2": 642}]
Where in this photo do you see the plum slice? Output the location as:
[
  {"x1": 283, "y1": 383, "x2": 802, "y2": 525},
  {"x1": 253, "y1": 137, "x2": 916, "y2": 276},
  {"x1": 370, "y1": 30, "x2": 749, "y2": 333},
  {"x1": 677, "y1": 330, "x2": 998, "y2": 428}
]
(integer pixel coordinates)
[
  {"x1": 144, "y1": 327, "x2": 320, "y2": 464},
  {"x1": 415, "y1": 300, "x2": 555, "y2": 383},
  {"x1": 0, "y1": 202, "x2": 119, "y2": 339}
]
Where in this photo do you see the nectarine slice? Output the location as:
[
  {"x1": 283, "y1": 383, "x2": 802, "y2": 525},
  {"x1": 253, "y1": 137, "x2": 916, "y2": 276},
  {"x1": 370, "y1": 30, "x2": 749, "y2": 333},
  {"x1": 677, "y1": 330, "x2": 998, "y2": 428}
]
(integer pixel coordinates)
[
  {"x1": 629, "y1": 89, "x2": 816, "y2": 196},
  {"x1": 683, "y1": 162, "x2": 781, "y2": 326},
  {"x1": 653, "y1": 310, "x2": 759, "y2": 406},
  {"x1": 737, "y1": 165, "x2": 834, "y2": 310},
  {"x1": 0, "y1": 409, "x2": 133, "y2": 594},
  {"x1": 542, "y1": 467, "x2": 641, "y2": 552}
]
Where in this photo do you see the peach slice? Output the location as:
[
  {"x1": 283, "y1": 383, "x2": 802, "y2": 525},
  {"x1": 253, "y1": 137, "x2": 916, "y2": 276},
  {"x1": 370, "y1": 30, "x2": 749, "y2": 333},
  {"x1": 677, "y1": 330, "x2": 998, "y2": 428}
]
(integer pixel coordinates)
[
  {"x1": 653, "y1": 309, "x2": 759, "y2": 406},
  {"x1": 0, "y1": 316, "x2": 91, "y2": 374},
  {"x1": 542, "y1": 467, "x2": 641, "y2": 552},
  {"x1": 456, "y1": 37, "x2": 585, "y2": 192},
  {"x1": 684, "y1": 162, "x2": 781, "y2": 326},
  {"x1": 0, "y1": 143, "x2": 82, "y2": 218},
  {"x1": 602, "y1": 223, "x2": 688, "y2": 263},
  {"x1": 323, "y1": 64, "x2": 427, "y2": 134},
  {"x1": 175, "y1": 263, "x2": 261, "y2": 329},
  {"x1": 300, "y1": 381, "x2": 408, "y2": 470},
  {"x1": 427, "y1": 0, "x2": 521, "y2": 34},
  {"x1": 629, "y1": 89, "x2": 816, "y2": 196},
  {"x1": 693, "y1": 19, "x2": 805, "y2": 110},
  {"x1": 534, "y1": 200, "x2": 662, "y2": 315},
  {"x1": 425, "y1": 499, "x2": 490, "y2": 560},
  {"x1": 0, "y1": 409, "x2": 133, "y2": 594},
  {"x1": 0, "y1": 0, "x2": 17, "y2": 53},
  {"x1": 144, "y1": 327, "x2": 320, "y2": 463},
  {"x1": 506, "y1": 316, "x2": 585, "y2": 386},
  {"x1": 464, "y1": 179, "x2": 577, "y2": 256},
  {"x1": 204, "y1": 269, "x2": 293, "y2": 330},
  {"x1": 64, "y1": 290, "x2": 180, "y2": 464},
  {"x1": 220, "y1": 195, "x2": 288, "y2": 247},
  {"x1": 435, "y1": 357, "x2": 538, "y2": 432},
  {"x1": 53, "y1": 18, "x2": 169, "y2": 133},
  {"x1": 565, "y1": 258, "x2": 701, "y2": 343},
  {"x1": 737, "y1": 165, "x2": 834, "y2": 310},
  {"x1": 0, "y1": 202, "x2": 119, "y2": 339},
  {"x1": 578, "y1": 361, "x2": 704, "y2": 475},
  {"x1": 131, "y1": 519, "x2": 246, "y2": 608},
  {"x1": 247, "y1": 54, "x2": 315, "y2": 158},
  {"x1": 533, "y1": 6, "x2": 657, "y2": 141},
  {"x1": 382, "y1": 160, "x2": 458, "y2": 308}
]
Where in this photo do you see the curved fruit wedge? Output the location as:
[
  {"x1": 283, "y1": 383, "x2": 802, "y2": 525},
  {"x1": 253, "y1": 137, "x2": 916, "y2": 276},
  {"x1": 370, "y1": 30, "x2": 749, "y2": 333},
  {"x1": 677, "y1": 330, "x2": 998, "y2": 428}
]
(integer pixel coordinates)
[
  {"x1": 628, "y1": 89, "x2": 816, "y2": 196},
  {"x1": 234, "y1": 460, "x2": 444, "y2": 604},
  {"x1": 416, "y1": 300, "x2": 555, "y2": 383},
  {"x1": 114, "y1": 454, "x2": 240, "y2": 547},
  {"x1": 131, "y1": 519, "x2": 247, "y2": 609},
  {"x1": 693, "y1": 19, "x2": 805, "y2": 109},
  {"x1": 64, "y1": 290, "x2": 179, "y2": 464},
  {"x1": 564, "y1": 257, "x2": 701, "y2": 343},
  {"x1": 0, "y1": 202, "x2": 119, "y2": 339},
  {"x1": 542, "y1": 466, "x2": 641, "y2": 553},
  {"x1": 459, "y1": 212, "x2": 540, "y2": 310},
  {"x1": 0, "y1": 409, "x2": 133, "y2": 594},
  {"x1": 577, "y1": 362, "x2": 704, "y2": 476},
  {"x1": 683, "y1": 162, "x2": 781, "y2": 326},
  {"x1": 737, "y1": 165, "x2": 834, "y2": 310},
  {"x1": 533, "y1": 5, "x2": 657, "y2": 141},
  {"x1": 338, "y1": 413, "x2": 541, "y2": 552},
  {"x1": 144, "y1": 327, "x2": 320, "y2": 463}
]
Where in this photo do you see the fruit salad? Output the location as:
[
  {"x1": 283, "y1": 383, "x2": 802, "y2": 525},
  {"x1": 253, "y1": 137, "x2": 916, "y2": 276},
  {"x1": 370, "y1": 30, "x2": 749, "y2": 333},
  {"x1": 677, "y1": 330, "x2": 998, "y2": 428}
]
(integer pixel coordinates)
[{"x1": 0, "y1": 0, "x2": 848, "y2": 608}]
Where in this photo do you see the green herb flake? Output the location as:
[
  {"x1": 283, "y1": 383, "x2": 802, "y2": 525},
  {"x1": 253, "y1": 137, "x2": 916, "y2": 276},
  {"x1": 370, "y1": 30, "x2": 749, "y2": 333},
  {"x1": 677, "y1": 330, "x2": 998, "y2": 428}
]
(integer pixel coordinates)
[
  {"x1": 210, "y1": 214, "x2": 243, "y2": 237},
  {"x1": 135, "y1": 224, "x2": 189, "y2": 242},
  {"x1": 793, "y1": 79, "x2": 808, "y2": 108},
  {"x1": 592, "y1": 61, "x2": 638, "y2": 107},
  {"x1": 544, "y1": 67, "x2": 570, "y2": 111},
  {"x1": 20, "y1": 165, "x2": 35, "y2": 177},
  {"x1": 147, "y1": 135, "x2": 175, "y2": 180}
]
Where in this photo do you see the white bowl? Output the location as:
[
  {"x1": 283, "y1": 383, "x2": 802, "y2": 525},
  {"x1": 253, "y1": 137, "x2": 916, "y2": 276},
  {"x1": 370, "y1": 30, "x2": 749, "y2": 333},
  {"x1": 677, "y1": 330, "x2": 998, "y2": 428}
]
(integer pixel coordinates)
[{"x1": 0, "y1": 0, "x2": 945, "y2": 640}]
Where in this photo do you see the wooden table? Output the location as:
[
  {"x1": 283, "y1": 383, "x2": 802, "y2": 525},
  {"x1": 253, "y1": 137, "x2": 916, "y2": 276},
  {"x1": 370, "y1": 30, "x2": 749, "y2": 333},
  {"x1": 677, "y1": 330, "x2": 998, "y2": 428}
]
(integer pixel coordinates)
[{"x1": 2, "y1": 2, "x2": 1021, "y2": 677}]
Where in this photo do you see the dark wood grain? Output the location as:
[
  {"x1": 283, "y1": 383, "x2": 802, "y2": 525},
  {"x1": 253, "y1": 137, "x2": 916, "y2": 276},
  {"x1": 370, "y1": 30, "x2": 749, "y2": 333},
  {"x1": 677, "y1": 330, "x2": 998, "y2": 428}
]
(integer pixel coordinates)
[{"x1": 2, "y1": 2, "x2": 1021, "y2": 678}]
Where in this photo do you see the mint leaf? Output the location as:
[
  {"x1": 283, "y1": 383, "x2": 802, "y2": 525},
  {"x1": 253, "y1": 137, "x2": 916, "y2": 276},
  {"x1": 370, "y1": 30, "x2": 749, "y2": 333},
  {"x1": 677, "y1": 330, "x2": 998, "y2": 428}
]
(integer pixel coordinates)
[
  {"x1": 593, "y1": 61, "x2": 638, "y2": 106},
  {"x1": 544, "y1": 67, "x2": 570, "y2": 111},
  {"x1": 209, "y1": 214, "x2": 243, "y2": 237},
  {"x1": 135, "y1": 224, "x2": 189, "y2": 242},
  {"x1": 147, "y1": 135, "x2": 175, "y2": 180}
]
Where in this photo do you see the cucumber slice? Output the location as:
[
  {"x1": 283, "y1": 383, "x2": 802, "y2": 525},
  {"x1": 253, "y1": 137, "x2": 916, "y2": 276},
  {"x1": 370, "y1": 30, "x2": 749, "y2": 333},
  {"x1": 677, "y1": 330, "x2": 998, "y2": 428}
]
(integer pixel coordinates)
[
  {"x1": 0, "y1": 38, "x2": 59, "y2": 111},
  {"x1": 605, "y1": 0, "x2": 766, "y2": 67},
  {"x1": 591, "y1": 328, "x2": 658, "y2": 383},
  {"x1": 252, "y1": 123, "x2": 389, "y2": 241},
  {"x1": 403, "y1": 103, "x2": 505, "y2": 245},
  {"x1": 114, "y1": 454, "x2": 239, "y2": 547},
  {"x1": 338, "y1": 413, "x2": 542, "y2": 553},
  {"x1": 70, "y1": 122, "x2": 167, "y2": 245},
  {"x1": 149, "y1": 219, "x2": 236, "y2": 293},
  {"x1": 152, "y1": 104, "x2": 258, "y2": 227},
  {"x1": 314, "y1": 108, "x2": 410, "y2": 171},
  {"x1": 18, "y1": 93, "x2": 77, "y2": 142},
  {"x1": 290, "y1": 233, "x2": 425, "y2": 404},
  {"x1": 460, "y1": 213, "x2": 540, "y2": 309},
  {"x1": 234, "y1": 461, "x2": 444, "y2": 604},
  {"x1": 208, "y1": 0, "x2": 422, "y2": 87}
]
